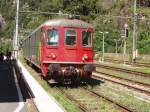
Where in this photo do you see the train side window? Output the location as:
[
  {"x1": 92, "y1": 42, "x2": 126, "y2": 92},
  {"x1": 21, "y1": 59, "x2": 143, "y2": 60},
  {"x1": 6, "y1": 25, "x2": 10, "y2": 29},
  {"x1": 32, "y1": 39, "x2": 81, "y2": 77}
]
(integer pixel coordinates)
[
  {"x1": 47, "y1": 29, "x2": 59, "y2": 46},
  {"x1": 82, "y1": 31, "x2": 92, "y2": 47},
  {"x1": 65, "y1": 29, "x2": 76, "y2": 46}
]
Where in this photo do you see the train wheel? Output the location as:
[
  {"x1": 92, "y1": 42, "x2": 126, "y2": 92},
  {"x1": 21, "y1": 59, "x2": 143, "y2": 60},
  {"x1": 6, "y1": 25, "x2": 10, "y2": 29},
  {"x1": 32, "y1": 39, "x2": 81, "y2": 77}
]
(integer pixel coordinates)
[
  {"x1": 81, "y1": 71, "x2": 91, "y2": 83},
  {"x1": 75, "y1": 72, "x2": 81, "y2": 85}
]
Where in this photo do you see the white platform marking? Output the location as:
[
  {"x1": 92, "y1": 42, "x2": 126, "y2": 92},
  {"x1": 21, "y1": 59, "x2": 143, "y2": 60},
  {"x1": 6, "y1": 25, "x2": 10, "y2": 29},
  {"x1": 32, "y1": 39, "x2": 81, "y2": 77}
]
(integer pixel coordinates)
[{"x1": 12, "y1": 67, "x2": 24, "y2": 112}]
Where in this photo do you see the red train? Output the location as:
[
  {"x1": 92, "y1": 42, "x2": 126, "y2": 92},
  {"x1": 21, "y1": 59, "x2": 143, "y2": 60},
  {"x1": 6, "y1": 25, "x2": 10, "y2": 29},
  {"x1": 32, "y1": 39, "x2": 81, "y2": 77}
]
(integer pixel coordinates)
[{"x1": 23, "y1": 19, "x2": 95, "y2": 83}]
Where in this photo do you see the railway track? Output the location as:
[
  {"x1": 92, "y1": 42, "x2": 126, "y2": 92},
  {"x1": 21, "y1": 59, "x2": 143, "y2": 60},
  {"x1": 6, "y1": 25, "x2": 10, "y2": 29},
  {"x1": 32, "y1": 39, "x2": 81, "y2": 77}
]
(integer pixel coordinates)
[
  {"x1": 83, "y1": 87, "x2": 135, "y2": 112},
  {"x1": 135, "y1": 62, "x2": 150, "y2": 67},
  {"x1": 20, "y1": 56, "x2": 149, "y2": 112},
  {"x1": 57, "y1": 87, "x2": 135, "y2": 112},
  {"x1": 57, "y1": 88, "x2": 88, "y2": 112},
  {"x1": 95, "y1": 70, "x2": 150, "y2": 88},
  {"x1": 104, "y1": 58, "x2": 150, "y2": 67},
  {"x1": 104, "y1": 58, "x2": 130, "y2": 64},
  {"x1": 95, "y1": 64, "x2": 150, "y2": 78},
  {"x1": 92, "y1": 72, "x2": 150, "y2": 96}
]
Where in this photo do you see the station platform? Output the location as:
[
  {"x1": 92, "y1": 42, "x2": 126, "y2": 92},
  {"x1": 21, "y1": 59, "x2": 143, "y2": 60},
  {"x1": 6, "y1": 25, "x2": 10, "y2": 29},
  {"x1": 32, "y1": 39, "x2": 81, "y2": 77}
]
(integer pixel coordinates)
[
  {"x1": 0, "y1": 61, "x2": 27, "y2": 112},
  {"x1": 18, "y1": 60, "x2": 65, "y2": 112}
]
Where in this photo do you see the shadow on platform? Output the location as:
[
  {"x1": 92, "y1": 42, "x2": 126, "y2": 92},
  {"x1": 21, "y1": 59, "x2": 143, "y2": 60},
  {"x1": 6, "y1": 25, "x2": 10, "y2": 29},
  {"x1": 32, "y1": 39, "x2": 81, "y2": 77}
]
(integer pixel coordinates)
[{"x1": 0, "y1": 60, "x2": 23, "y2": 102}]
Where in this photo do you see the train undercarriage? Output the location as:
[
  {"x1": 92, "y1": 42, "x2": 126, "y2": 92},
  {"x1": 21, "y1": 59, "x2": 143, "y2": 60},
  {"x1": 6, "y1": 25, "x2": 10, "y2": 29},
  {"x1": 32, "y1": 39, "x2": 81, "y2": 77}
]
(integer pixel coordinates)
[{"x1": 46, "y1": 63, "x2": 95, "y2": 84}]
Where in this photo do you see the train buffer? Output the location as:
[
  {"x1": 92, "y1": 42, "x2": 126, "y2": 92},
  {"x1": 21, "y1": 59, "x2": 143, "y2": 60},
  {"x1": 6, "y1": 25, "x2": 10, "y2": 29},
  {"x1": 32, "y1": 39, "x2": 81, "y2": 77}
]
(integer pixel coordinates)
[{"x1": 0, "y1": 60, "x2": 66, "y2": 112}]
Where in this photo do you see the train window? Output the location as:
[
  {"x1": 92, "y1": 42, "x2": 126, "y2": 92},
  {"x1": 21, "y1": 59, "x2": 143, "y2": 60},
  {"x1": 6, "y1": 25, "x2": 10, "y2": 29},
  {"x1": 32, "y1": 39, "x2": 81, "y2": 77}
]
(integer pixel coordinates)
[
  {"x1": 82, "y1": 31, "x2": 92, "y2": 47},
  {"x1": 47, "y1": 29, "x2": 59, "y2": 46},
  {"x1": 65, "y1": 30, "x2": 76, "y2": 46}
]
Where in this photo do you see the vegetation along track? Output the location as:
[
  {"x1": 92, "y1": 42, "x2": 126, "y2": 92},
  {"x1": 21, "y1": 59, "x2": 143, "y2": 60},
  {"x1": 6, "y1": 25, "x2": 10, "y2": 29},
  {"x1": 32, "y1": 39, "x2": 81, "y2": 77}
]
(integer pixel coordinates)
[
  {"x1": 56, "y1": 87, "x2": 88, "y2": 112},
  {"x1": 57, "y1": 86, "x2": 134, "y2": 112},
  {"x1": 104, "y1": 58, "x2": 150, "y2": 67},
  {"x1": 95, "y1": 64, "x2": 150, "y2": 78},
  {"x1": 92, "y1": 72, "x2": 150, "y2": 96},
  {"x1": 82, "y1": 87, "x2": 135, "y2": 112}
]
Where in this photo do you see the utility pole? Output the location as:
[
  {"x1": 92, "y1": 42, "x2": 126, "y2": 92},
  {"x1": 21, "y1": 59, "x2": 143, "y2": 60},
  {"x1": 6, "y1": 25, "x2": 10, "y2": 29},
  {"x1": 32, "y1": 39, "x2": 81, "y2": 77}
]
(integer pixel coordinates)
[
  {"x1": 123, "y1": 23, "x2": 128, "y2": 64},
  {"x1": 99, "y1": 31, "x2": 109, "y2": 63},
  {"x1": 132, "y1": 0, "x2": 137, "y2": 64},
  {"x1": 115, "y1": 39, "x2": 118, "y2": 55},
  {"x1": 123, "y1": 38, "x2": 127, "y2": 64},
  {"x1": 114, "y1": 39, "x2": 120, "y2": 56},
  {"x1": 13, "y1": 0, "x2": 19, "y2": 59}
]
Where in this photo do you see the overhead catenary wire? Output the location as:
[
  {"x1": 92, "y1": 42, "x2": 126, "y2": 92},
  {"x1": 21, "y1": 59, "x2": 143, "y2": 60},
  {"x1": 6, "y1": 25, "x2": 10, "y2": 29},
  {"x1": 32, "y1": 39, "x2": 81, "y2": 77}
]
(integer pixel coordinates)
[{"x1": 19, "y1": 10, "x2": 80, "y2": 18}]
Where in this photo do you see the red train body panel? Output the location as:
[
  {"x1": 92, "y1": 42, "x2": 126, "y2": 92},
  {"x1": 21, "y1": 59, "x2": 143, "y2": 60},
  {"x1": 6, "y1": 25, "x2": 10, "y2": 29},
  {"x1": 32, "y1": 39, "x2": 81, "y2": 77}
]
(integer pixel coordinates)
[{"x1": 23, "y1": 19, "x2": 95, "y2": 83}]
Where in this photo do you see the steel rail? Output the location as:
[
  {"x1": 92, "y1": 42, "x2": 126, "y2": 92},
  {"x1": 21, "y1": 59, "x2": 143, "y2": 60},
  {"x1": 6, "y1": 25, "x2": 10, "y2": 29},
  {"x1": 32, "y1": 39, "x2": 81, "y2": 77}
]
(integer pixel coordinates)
[
  {"x1": 95, "y1": 64, "x2": 150, "y2": 78},
  {"x1": 95, "y1": 71, "x2": 150, "y2": 88},
  {"x1": 92, "y1": 73, "x2": 150, "y2": 96},
  {"x1": 104, "y1": 58, "x2": 150, "y2": 67},
  {"x1": 104, "y1": 58, "x2": 130, "y2": 63},
  {"x1": 83, "y1": 87, "x2": 135, "y2": 112},
  {"x1": 57, "y1": 87, "x2": 134, "y2": 112},
  {"x1": 56, "y1": 88, "x2": 88, "y2": 112},
  {"x1": 135, "y1": 62, "x2": 150, "y2": 67}
]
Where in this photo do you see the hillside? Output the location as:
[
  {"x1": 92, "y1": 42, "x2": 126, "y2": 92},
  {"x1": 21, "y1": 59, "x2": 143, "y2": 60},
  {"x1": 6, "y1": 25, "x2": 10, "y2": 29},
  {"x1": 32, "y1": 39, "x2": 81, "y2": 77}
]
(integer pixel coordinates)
[{"x1": 0, "y1": 0, "x2": 150, "y2": 54}]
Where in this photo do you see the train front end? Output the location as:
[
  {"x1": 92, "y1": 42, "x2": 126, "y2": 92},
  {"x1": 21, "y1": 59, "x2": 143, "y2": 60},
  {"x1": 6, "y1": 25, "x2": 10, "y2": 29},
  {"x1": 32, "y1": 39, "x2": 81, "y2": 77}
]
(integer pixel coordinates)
[{"x1": 41, "y1": 19, "x2": 95, "y2": 83}]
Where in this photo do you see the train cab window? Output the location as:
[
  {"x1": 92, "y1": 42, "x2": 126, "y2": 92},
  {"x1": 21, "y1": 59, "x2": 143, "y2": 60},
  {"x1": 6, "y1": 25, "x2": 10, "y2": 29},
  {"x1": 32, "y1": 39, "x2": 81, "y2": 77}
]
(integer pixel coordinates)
[
  {"x1": 82, "y1": 31, "x2": 92, "y2": 47},
  {"x1": 65, "y1": 30, "x2": 76, "y2": 46},
  {"x1": 47, "y1": 29, "x2": 59, "y2": 46}
]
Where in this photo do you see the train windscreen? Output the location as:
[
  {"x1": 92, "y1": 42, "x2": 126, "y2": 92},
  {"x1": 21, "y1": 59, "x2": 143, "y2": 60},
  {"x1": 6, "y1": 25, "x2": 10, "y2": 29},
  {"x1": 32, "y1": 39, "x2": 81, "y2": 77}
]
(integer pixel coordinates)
[
  {"x1": 47, "y1": 29, "x2": 59, "y2": 46},
  {"x1": 65, "y1": 29, "x2": 76, "y2": 46},
  {"x1": 82, "y1": 31, "x2": 92, "y2": 47}
]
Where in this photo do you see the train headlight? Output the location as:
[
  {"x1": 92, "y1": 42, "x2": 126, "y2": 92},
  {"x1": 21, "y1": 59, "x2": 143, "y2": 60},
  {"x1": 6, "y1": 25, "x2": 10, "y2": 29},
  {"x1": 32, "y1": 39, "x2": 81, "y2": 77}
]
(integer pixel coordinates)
[
  {"x1": 51, "y1": 53, "x2": 56, "y2": 59},
  {"x1": 82, "y1": 54, "x2": 88, "y2": 61}
]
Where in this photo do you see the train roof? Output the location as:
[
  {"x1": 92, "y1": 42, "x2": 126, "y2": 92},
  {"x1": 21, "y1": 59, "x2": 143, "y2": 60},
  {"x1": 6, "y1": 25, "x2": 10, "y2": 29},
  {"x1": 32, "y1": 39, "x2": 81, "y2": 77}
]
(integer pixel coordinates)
[
  {"x1": 42, "y1": 19, "x2": 93, "y2": 28},
  {"x1": 23, "y1": 19, "x2": 93, "y2": 41}
]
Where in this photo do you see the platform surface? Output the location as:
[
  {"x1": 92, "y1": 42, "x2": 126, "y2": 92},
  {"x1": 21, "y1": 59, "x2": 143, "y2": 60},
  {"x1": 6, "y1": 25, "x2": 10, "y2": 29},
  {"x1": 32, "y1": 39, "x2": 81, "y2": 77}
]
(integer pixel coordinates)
[
  {"x1": 18, "y1": 60, "x2": 65, "y2": 112},
  {"x1": 0, "y1": 61, "x2": 27, "y2": 112}
]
